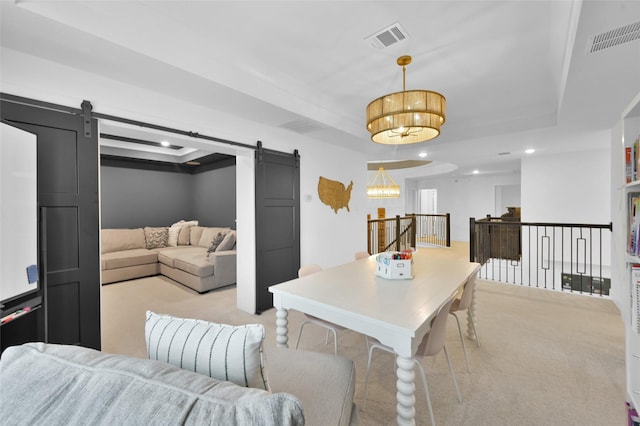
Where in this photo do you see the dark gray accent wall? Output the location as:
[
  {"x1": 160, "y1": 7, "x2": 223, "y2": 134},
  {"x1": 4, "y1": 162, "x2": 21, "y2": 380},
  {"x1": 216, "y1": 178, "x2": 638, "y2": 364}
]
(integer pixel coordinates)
[
  {"x1": 100, "y1": 165, "x2": 236, "y2": 229},
  {"x1": 193, "y1": 166, "x2": 237, "y2": 228}
]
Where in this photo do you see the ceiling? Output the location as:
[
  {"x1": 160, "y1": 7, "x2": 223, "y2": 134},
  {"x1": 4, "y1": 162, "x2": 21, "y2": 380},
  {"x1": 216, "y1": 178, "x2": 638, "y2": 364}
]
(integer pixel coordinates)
[{"x1": 1, "y1": 1, "x2": 640, "y2": 176}]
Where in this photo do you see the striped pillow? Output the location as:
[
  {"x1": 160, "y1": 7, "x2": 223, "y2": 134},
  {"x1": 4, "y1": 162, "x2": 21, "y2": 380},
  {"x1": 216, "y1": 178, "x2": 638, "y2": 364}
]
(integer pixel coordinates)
[{"x1": 144, "y1": 311, "x2": 269, "y2": 390}]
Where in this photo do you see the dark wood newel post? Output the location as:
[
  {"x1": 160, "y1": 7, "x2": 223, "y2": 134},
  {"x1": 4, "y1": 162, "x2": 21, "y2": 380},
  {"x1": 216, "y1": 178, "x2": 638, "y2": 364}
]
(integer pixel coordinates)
[
  {"x1": 411, "y1": 214, "x2": 416, "y2": 249},
  {"x1": 445, "y1": 213, "x2": 451, "y2": 247},
  {"x1": 469, "y1": 217, "x2": 476, "y2": 262},
  {"x1": 395, "y1": 215, "x2": 401, "y2": 251}
]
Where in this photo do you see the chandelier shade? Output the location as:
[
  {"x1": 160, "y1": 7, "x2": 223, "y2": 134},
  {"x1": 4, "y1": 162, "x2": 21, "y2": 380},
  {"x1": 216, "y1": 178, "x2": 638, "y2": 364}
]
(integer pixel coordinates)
[
  {"x1": 366, "y1": 56, "x2": 446, "y2": 144},
  {"x1": 367, "y1": 167, "x2": 400, "y2": 199}
]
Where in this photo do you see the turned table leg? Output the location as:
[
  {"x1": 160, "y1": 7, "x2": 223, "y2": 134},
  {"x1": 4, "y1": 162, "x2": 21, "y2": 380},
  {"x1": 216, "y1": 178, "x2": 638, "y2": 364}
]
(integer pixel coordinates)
[
  {"x1": 275, "y1": 308, "x2": 289, "y2": 348},
  {"x1": 396, "y1": 355, "x2": 416, "y2": 426}
]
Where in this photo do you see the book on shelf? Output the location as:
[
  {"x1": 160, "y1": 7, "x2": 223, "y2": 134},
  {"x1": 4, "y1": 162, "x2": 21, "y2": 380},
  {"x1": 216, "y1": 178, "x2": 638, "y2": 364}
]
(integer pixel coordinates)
[
  {"x1": 626, "y1": 136, "x2": 640, "y2": 184},
  {"x1": 629, "y1": 193, "x2": 640, "y2": 256},
  {"x1": 636, "y1": 136, "x2": 640, "y2": 182},
  {"x1": 628, "y1": 146, "x2": 633, "y2": 183},
  {"x1": 633, "y1": 264, "x2": 640, "y2": 334}
]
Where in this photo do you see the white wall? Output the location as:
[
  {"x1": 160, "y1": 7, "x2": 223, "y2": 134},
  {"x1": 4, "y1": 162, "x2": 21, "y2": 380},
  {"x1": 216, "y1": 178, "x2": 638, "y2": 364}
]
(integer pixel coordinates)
[
  {"x1": 1, "y1": 47, "x2": 368, "y2": 314},
  {"x1": 408, "y1": 172, "x2": 521, "y2": 242},
  {"x1": 521, "y1": 145, "x2": 610, "y2": 223}
]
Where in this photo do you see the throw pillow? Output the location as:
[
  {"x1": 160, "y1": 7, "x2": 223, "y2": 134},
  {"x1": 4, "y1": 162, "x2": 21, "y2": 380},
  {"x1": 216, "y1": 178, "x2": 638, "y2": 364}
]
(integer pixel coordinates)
[
  {"x1": 167, "y1": 221, "x2": 185, "y2": 247},
  {"x1": 144, "y1": 311, "x2": 269, "y2": 391},
  {"x1": 144, "y1": 227, "x2": 169, "y2": 249},
  {"x1": 207, "y1": 231, "x2": 228, "y2": 253},
  {"x1": 168, "y1": 220, "x2": 199, "y2": 247}
]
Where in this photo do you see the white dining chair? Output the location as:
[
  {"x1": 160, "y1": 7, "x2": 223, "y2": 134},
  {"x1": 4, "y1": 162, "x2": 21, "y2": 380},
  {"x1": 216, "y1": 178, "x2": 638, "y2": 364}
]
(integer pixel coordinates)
[
  {"x1": 449, "y1": 275, "x2": 480, "y2": 373},
  {"x1": 363, "y1": 296, "x2": 461, "y2": 426},
  {"x1": 295, "y1": 264, "x2": 346, "y2": 355}
]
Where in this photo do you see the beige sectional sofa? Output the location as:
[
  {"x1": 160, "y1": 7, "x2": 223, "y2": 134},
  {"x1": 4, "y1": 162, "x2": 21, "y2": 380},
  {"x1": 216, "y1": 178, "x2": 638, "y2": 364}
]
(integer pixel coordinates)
[{"x1": 101, "y1": 224, "x2": 236, "y2": 293}]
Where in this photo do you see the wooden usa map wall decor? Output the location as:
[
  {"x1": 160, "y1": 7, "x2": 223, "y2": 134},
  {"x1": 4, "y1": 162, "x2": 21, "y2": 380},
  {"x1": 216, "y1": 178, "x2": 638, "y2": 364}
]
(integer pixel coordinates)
[{"x1": 318, "y1": 176, "x2": 353, "y2": 213}]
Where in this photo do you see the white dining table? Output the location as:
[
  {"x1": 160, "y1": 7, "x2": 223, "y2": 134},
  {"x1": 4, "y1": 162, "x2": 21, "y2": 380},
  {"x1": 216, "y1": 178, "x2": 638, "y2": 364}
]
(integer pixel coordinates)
[{"x1": 269, "y1": 249, "x2": 480, "y2": 426}]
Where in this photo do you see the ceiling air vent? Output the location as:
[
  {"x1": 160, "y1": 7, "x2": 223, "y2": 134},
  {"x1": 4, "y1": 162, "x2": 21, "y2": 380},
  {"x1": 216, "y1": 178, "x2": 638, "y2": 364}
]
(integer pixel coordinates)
[
  {"x1": 365, "y1": 22, "x2": 409, "y2": 49},
  {"x1": 586, "y1": 20, "x2": 640, "y2": 54},
  {"x1": 278, "y1": 118, "x2": 326, "y2": 134}
]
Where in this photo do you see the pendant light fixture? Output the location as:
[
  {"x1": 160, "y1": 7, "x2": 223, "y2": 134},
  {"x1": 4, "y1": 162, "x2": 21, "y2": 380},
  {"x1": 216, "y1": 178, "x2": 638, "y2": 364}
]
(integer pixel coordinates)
[
  {"x1": 366, "y1": 55, "x2": 446, "y2": 144},
  {"x1": 367, "y1": 167, "x2": 400, "y2": 198}
]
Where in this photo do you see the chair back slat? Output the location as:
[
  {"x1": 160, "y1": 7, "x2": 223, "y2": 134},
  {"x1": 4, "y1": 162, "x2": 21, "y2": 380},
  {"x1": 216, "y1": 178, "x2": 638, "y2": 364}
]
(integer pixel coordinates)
[
  {"x1": 457, "y1": 275, "x2": 476, "y2": 311},
  {"x1": 418, "y1": 296, "x2": 456, "y2": 357}
]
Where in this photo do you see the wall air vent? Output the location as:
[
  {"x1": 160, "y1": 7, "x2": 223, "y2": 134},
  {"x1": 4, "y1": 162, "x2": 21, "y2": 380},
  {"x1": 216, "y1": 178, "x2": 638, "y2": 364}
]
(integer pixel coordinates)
[
  {"x1": 586, "y1": 20, "x2": 640, "y2": 54},
  {"x1": 365, "y1": 22, "x2": 409, "y2": 49}
]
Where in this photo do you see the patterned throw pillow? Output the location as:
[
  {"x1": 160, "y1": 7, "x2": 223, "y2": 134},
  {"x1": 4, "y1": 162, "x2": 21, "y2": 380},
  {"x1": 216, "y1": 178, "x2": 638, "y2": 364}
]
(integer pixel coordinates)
[
  {"x1": 144, "y1": 311, "x2": 269, "y2": 390},
  {"x1": 207, "y1": 231, "x2": 228, "y2": 253},
  {"x1": 144, "y1": 227, "x2": 169, "y2": 249}
]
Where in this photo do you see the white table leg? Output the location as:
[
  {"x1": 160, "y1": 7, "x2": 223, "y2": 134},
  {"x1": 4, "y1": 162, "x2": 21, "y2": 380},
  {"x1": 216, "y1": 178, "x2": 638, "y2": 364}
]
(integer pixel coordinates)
[
  {"x1": 275, "y1": 308, "x2": 289, "y2": 348},
  {"x1": 396, "y1": 355, "x2": 416, "y2": 425}
]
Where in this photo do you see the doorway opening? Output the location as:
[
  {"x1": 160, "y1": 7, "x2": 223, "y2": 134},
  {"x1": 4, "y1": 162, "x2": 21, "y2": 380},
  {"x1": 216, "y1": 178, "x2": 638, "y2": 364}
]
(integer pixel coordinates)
[{"x1": 418, "y1": 189, "x2": 437, "y2": 214}]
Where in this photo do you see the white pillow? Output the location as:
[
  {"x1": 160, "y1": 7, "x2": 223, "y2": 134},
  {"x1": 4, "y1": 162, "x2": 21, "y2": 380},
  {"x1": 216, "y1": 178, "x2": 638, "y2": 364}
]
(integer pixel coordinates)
[{"x1": 144, "y1": 311, "x2": 269, "y2": 391}]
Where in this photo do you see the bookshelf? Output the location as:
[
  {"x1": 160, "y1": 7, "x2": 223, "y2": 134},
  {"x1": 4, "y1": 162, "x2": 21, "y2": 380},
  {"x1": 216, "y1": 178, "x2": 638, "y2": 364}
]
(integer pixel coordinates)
[{"x1": 620, "y1": 89, "x2": 640, "y2": 414}]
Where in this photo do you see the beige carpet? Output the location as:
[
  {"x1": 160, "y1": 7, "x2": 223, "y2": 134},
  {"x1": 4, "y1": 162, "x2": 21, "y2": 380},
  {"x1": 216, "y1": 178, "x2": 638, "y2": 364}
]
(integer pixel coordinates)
[{"x1": 102, "y1": 247, "x2": 625, "y2": 425}]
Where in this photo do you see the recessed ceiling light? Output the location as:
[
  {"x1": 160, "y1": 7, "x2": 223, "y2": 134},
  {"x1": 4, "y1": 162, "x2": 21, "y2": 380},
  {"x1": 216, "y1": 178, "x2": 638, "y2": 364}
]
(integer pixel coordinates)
[
  {"x1": 525, "y1": 148, "x2": 535, "y2": 154},
  {"x1": 418, "y1": 152, "x2": 427, "y2": 158},
  {"x1": 473, "y1": 170, "x2": 479, "y2": 174},
  {"x1": 160, "y1": 141, "x2": 170, "y2": 147}
]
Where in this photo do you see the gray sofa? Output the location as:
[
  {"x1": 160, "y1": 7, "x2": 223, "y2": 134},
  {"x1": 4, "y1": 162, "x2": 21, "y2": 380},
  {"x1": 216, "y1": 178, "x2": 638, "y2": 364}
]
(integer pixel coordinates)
[
  {"x1": 0, "y1": 343, "x2": 358, "y2": 426},
  {"x1": 101, "y1": 225, "x2": 236, "y2": 293}
]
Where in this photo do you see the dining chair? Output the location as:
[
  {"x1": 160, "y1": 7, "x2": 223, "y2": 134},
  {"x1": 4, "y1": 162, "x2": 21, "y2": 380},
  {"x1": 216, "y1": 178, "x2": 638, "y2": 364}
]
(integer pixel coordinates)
[
  {"x1": 449, "y1": 275, "x2": 480, "y2": 373},
  {"x1": 354, "y1": 251, "x2": 370, "y2": 260},
  {"x1": 363, "y1": 296, "x2": 461, "y2": 426},
  {"x1": 295, "y1": 264, "x2": 346, "y2": 355}
]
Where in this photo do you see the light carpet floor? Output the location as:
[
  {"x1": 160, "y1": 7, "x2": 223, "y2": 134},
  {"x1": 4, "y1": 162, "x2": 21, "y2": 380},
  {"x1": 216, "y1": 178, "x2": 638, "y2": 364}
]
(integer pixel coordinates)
[{"x1": 102, "y1": 248, "x2": 625, "y2": 425}]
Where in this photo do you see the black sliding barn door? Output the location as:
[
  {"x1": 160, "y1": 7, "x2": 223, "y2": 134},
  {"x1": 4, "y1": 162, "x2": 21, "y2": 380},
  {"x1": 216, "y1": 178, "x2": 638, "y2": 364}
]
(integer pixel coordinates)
[
  {"x1": 1, "y1": 100, "x2": 101, "y2": 349},
  {"x1": 255, "y1": 145, "x2": 300, "y2": 313}
]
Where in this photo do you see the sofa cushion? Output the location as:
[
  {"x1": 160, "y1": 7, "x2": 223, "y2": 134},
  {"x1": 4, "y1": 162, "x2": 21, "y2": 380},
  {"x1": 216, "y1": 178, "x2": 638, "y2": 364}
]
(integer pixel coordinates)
[
  {"x1": 198, "y1": 227, "x2": 232, "y2": 248},
  {"x1": 101, "y1": 228, "x2": 146, "y2": 254},
  {"x1": 145, "y1": 311, "x2": 270, "y2": 391},
  {"x1": 157, "y1": 246, "x2": 206, "y2": 267},
  {"x1": 144, "y1": 226, "x2": 168, "y2": 249},
  {"x1": 178, "y1": 225, "x2": 193, "y2": 245},
  {"x1": 174, "y1": 253, "x2": 214, "y2": 277},
  {"x1": 207, "y1": 231, "x2": 228, "y2": 253},
  {"x1": 190, "y1": 226, "x2": 205, "y2": 246},
  {"x1": 0, "y1": 343, "x2": 304, "y2": 426},
  {"x1": 101, "y1": 248, "x2": 158, "y2": 270},
  {"x1": 216, "y1": 230, "x2": 237, "y2": 252}
]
